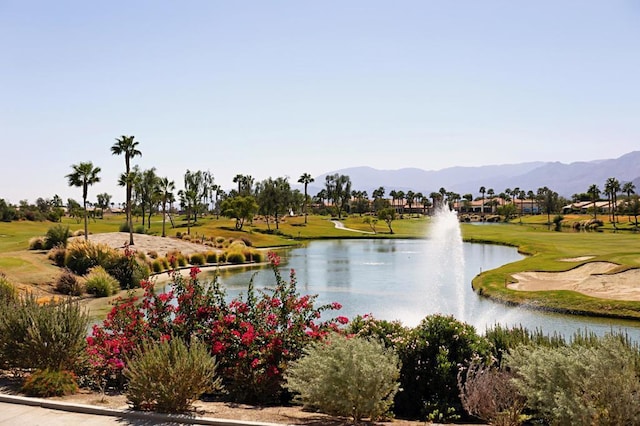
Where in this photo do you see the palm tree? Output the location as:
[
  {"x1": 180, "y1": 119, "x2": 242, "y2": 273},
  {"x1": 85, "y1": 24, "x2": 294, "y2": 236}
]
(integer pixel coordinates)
[
  {"x1": 298, "y1": 173, "x2": 314, "y2": 224},
  {"x1": 604, "y1": 177, "x2": 621, "y2": 224},
  {"x1": 157, "y1": 177, "x2": 175, "y2": 237},
  {"x1": 623, "y1": 181, "x2": 636, "y2": 199},
  {"x1": 66, "y1": 162, "x2": 101, "y2": 240},
  {"x1": 527, "y1": 190, "x2": 535, "y2": 215},
  {"x1": 478, "y1": 186, "x2": 486, "y2": 216},
  {"x1": 587, "y1": 184, "x2": 601, "y2": 219},
  {"x1": 487, "y1": 188, "x2": 495, "y2": 213},
  {"x1": 111, "y1": 135, "x2": 142, "y2": 245}
]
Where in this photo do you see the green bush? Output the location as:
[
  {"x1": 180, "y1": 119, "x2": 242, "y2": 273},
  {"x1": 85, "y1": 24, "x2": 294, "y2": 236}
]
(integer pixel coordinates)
[
  {"x1": 0, "y1": 274, "x2": 17, "y2": 304},
  {"x1": 161, "y1": 257, "x2": 170, "y2": 270},
  {"x1": 85, "y1": 266, "x2": 120, "y2": 297},
  {"x1": 226, "y1": 251, "x2": 245, "y2": 264},
  {"x1": 347, "y1": 314, "x2": 409, "y2": 349},
  {"x1": 151, "y1": 259, "x2": 164, "y2": 273},
  {"x1": 119, "y1": 222, "x2": 130, "y2": 232},
  {"x1": 189, "y1": 252, "x2": 206, "y2": 266},
  {"x1": 395, "y1": 314, "x2": 491, "y2": 421},
  {"x1": 29, "y1": 236, "x2": 46, "y2": 250},
  {"x1": 124, "y1": 338, "x2": 221, "y2": 413},
  {"x1": 44, "y1": 224, "x2": 70, "y2": 249},
  {"x1": 506, "y1": 335, "x2": 640, "y2": 425},
  {"x1": 285, "y1": 334, "x2": 400, "y2": 422},
  {"x1": 177, "y1": 254, "x2": 187, "y2": 267},
  {"x1": 65, "y1": 239, "x2": 117, "y2": 275},
  {"x1": 0, "y1": 297, "x2": 89, "y2": 371},
  {"x1": 218, "y1": 252, "x2": 227, "y2": 263},
  {"x1": 55, "y1": 269, "x2": 84, "y2": 296},
  {"x1": 134, "y1": 225, "x2": 146, "y2": 234},
  {"x1": 22, "y1": 368, "x2": 79, "y2": 397},
  {"x1": 106, "y1": 253, "x2": 150, "y2": 290},
  {"x1": 22, "y1": 369, "x2": 78, "y2": 397},
  {"x1": 205, "y1": 251, "x2": 218, "y2": 264}
]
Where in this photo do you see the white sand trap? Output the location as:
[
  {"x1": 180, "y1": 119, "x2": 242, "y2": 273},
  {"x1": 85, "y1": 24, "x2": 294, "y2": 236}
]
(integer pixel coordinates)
[
  {"x1": 510, "y1": 262, "x2": 640, "y2": 301},
  {"x1": 559, "y1": 256, "x2": 595, "y2": 262}
]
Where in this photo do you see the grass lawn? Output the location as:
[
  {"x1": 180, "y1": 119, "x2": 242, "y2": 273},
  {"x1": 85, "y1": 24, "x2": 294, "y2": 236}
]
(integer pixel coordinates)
[{"x1": 1, "y1": 211, "x2": 640, "y2": 319}]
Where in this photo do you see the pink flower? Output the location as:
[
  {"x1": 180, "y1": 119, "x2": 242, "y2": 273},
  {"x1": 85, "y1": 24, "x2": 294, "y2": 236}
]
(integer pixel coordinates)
[
  {"x1": 331, "y1": 302, "x2": 342, "y2": 310},
  {"x1": 190, "y1": 267, "x2": 201, "y2": 279},
  {"x1": 336, "y1": 316, "x2": 349, "y2": 325},
  {"x1": 251, "y1": 358, "x2": 260, "y2": 369}
]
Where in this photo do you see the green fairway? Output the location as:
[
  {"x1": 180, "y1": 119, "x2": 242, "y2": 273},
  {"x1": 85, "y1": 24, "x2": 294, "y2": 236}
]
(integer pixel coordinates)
[{"x1": 1, "y1": 212, "x2": 640, "y2": 319}]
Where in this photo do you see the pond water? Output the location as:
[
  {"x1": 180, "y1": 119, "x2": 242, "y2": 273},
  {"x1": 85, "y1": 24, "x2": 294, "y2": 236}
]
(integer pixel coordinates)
[{"x1": 207, "y1": 238, "x2": 640, "y2": 342}]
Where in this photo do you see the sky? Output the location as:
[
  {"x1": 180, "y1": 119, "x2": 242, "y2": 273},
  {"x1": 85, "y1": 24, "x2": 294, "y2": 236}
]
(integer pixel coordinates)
[{"x1": 1, "y1": 1, "x2": 639, "y2": 204}]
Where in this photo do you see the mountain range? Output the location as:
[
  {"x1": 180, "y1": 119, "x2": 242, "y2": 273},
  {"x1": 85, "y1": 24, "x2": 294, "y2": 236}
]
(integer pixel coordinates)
[{"x1": 308, "y1": 151, "x2": 640, "y2": 198}]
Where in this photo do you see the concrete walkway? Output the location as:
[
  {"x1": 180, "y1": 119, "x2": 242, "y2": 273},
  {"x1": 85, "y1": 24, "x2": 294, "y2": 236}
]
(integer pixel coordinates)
[
  {"x1": 330, "y1": 220, "x2": 375, "y2": 234},
  {"x1": 0, "y1": 394, "x2": 280, "y2": 426}
]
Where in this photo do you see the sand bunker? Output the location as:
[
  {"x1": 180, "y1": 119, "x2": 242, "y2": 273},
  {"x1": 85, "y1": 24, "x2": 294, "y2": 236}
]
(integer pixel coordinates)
[
  {"x1": 71, "y1": 232, "x2": 214, "y2": 257},
  {"x1": 510, "y1": 262, "x2": 640, "y2": 301}
]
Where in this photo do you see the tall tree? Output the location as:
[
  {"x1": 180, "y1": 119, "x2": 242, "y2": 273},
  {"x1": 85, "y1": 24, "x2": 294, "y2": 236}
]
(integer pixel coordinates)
[
  {"x1": 587, "y1": 184, "x2": 601, "y2": 219},
  {"x1": 157, "y1": 177, "x2": 175, "y2": 237},
  {"x1": 111, "y1": 135, "x2": 142, "y2": 245},
  {"x1": 479, "y1": 186, "x2": 486, "y2": 216},
  {"x1": 66, "y1": 162, "x2": 101, "y2": 240},
  {"x1": 604, "y1": 177, "x2": 621, "y2": 224},
  {"x1": 298, "y1": 173, "x2": 314, "y2": 224},
  {"x1": 325, "y1": 174, "x2": 352, "y2": 219}
]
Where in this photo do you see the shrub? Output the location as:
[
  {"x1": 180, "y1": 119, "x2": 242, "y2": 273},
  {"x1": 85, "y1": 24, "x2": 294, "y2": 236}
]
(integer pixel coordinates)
[
  {"x1": 147, "y1": 250, "x2": 158, "y2": 259},
  {"x1": 85, "y1": 266, "x2": 120, "y2": 297},
  {"x1": 106, "y1": 246, "x2": 150, "y2": 290},
  {"x1": 29, "y1": 236, "x2": 46, "y2": 250},
  {"x1": 119, "y1": 222, "x2": 130, "y2": 232},
  {"x1": 347, "y1": 314, "x2": 409, "y2": 349},
  {"x1": 65, "y1": 239, "x2": 117, "y2": 275},
  {"x1": 55, "y1": 269, "x2": 84, "y2": 296},
  {"x1": 239, "y1": 237, "x2": 252, "y2": 247},
  {"x1": 134, "y1": 225, "x2": 146, "y2": 234},
  {"x1": 395, "y1": 314, "x2": 491, "y2": 421},
  {"x1": 218, "y1": 252, "x2": 227, "y2": 263},
  {"x1": 151, "y1": 259, "x2": 164, "y2": 273},
  {"x1": 44, "y1": 224, "x2": 70, "y2": 249},
  {"x1": 48, "y1": 245, "x2": 67, "y2": 267},
  {"x1": 458, "y1": 360, "x2": 526, "y2": 426},
  {"x1": 215, "y1": 236, "x2": 225, "y2": 244},
  {"x1": 226, "y1": 251, "x2": 245, "y2": 264},
  {"x1": 0, "y1": 297, "x2": 89, "y2": 371},
  {"x1": 181, "y1": 234, "x2": 191, "y2": 242},
  {"x1": 177, "y1": 254, "x2": 187, "y2": 267},
  {"x1": 124, "y1": 337, "x2": 221, "y2": 413},
  {"x1": 72, "y1": 229, "x2": 84, "y2": 237},
  {"x1": 22, "y1": 368, "x2": 79, "y2": 397},
  {"x1": 205, "y1": 251, "x2": 217, "y2": 264},
  {"x1": 161, "y1": 257, "x2": 170, "y2": 270},
  {"x1": 286, "y1": 334, "x2": 400, "y2": 422},
  {"x1": 189, "y1": 252, "x2": 206, "y2": 266},
  {"x1": 506, "y1": 335, "x2": 640, "y2": 425},
  {"x1": 0, "y1": 274, "x2": 17, "y2": 304}
]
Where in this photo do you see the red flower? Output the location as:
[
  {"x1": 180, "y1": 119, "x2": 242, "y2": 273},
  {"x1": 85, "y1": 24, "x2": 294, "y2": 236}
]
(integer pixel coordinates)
[
  {"x1": 190, "y1": 267, "x2": 201, "y2": 279},
  {"x1": 336, "y1": 316, "x2": 349, "y2": 325}
]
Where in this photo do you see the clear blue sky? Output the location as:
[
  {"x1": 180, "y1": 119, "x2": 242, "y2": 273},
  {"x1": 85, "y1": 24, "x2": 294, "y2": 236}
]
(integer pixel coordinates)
[{"x1": 2, "y1": 1, "x2": 639, "y2": 204}]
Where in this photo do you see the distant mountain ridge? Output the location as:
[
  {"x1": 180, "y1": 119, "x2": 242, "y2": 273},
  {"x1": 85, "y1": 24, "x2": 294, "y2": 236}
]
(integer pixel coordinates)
[{"x1": 308, "y1": 151, "x2": 640, "y2": 198}]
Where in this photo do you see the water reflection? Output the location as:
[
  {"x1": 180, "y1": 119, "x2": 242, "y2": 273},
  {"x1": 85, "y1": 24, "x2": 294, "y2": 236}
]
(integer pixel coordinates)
[{"x1": 203, "y1": 239, "x2": 640, "y2": 342}]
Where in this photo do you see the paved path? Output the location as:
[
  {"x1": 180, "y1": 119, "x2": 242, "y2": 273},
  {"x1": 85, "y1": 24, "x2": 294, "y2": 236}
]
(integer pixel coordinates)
[
  {"x1": 0, "y1": 395, "x2": 279, "y2": 426},
  {"x1": 331, "y1": 220, "x2": 375, "y2": 234}
]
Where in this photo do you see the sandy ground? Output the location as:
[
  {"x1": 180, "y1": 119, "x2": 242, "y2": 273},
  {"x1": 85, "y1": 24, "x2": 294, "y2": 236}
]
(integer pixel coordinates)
[
  {"x1": 72, "y1": 232, "x2": 217, "y2": 257},
  {"x1": 509, "y1": 260, "x2": 640, "y2": 301}
]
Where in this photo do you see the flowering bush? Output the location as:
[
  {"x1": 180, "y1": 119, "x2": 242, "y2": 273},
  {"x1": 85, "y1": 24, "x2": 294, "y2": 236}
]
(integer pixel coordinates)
[{"x1": 86, "y1": 251, "x2": 344, "y2": 404}]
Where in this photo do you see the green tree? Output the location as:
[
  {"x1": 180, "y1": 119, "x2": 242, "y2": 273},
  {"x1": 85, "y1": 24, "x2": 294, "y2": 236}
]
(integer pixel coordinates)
[
  {"x1": 111, "y1": 135, "x2": 142, "y2": 245},
  {"x1": 256, "y1": 177, "x2": 291, "y2": 231},
  {"x1": 220, "y1": 196, "x2": 258, "y2": 230},
  {"x1": 297, "y1": 173, "x2": 314, "y2": 224},
  {"x1": 378, "y1": 207, "x2": 396, "y2": 234},
  {"x1": 478, "y1": 186, "x2": 486, "y2": 216},
  {"x1": 587, "y1": 184, "x2": 601, "y2": 219},
  {"x1": 157, "y1": 177, "x2": 175, "y2": 237},
  {"x1": 325, "y1": 174, "x2": 352, "y2": 219},
  {"x1": 604, "y1": 177, "x2": 621, "y2": 224},
  {"x1": 66, "y1": 162, "x2": 101, "y2": 240}
]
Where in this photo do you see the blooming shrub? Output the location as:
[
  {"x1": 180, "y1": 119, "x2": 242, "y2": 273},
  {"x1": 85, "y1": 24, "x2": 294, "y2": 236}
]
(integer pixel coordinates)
[{"x1": 86, "y1": 252, "x2": 344, "y2": 404}]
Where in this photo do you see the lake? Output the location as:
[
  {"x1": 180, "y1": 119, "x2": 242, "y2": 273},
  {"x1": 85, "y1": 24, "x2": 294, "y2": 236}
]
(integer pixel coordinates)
[{"x1": 207, "y1": 238, "x2": 640, "y2": 341}]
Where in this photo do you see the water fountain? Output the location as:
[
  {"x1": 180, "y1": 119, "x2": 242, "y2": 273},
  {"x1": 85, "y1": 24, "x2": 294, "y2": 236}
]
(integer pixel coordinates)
[{"x1": 427, "y1": 203, "x2": 466, "y2": 321}]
